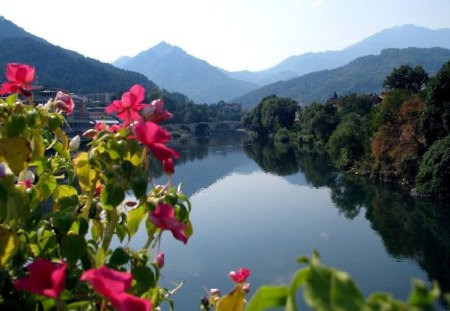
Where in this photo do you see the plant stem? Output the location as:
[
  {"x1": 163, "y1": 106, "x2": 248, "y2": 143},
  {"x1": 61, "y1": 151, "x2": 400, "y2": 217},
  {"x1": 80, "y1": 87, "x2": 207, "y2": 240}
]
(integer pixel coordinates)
[{"x1": 101, "y1": 208, "x2": 119, "y2": 252}]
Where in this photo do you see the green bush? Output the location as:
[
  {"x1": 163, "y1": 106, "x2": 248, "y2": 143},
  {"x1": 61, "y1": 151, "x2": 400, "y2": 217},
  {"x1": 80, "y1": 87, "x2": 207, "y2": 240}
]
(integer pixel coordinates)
[{"x1": 415, "y1": 135, "x2": 450, "y2": 198}]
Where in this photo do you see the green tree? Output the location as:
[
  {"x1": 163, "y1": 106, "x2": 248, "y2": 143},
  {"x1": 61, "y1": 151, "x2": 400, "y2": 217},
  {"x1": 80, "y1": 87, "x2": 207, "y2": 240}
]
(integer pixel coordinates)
[
  {"x1": 328, "y1": 113, "x2": 365, "y2": 168},
  {"x1": 383, "y1": 65, "x2": 429, "y2": 92},
  {"x1": 415, "y1": 135, "x2": 450, "y2": 198},
  {"x1": 420, "y1": 60, "x2": 450, "y2": 146},
  {"x1": 242, "y1": 95, "x2": 297, "y2": 136}
]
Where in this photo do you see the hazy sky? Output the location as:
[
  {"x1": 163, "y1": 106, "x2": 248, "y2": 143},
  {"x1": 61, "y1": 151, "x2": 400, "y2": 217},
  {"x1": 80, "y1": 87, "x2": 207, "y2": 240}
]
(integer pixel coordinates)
[{"x1": 2, "y1": 0, "x2": 450, "y2": 71}]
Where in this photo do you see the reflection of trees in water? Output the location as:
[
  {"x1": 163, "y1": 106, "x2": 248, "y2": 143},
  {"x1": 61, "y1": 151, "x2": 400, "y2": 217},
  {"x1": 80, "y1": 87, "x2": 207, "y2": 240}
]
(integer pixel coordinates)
[
  {"x1": 269, "y1": 142, "x2": 450, "y2": 305},
  {"x1": 293, "y1": 147, "x2": 336, "y2": 188},
  {"x1": 243, "y1": 139, "x2": 299, "y2": 176}
]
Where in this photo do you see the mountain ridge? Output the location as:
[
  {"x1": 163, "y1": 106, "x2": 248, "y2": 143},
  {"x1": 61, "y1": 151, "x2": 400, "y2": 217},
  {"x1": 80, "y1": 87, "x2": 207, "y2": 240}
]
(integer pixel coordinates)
[
  {"x1": 233, "y1": 47, "x2": 450, "y2": 108},
  {"x1": 114, "y1": 41, "x2": 258, "y2": 103}
]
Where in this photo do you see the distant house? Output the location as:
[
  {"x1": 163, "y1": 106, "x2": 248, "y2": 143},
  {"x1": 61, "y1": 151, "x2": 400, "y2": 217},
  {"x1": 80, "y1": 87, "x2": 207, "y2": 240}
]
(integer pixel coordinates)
[{"x1": 327, "y1": 91, "x2": 341, "y2": 108}]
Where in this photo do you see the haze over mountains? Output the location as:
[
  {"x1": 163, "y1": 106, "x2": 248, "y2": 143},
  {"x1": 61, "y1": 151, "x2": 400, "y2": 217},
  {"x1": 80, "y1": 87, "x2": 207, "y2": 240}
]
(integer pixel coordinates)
[
  {"x1": 0, "y1": 16, "x2": 157, "y2": 95},
  {"x1": 114, "y1": 24, "x2": 450, "y2": 104},
  {"x1": 2, "y1": 15, "x2": 450, "y2": 109}
]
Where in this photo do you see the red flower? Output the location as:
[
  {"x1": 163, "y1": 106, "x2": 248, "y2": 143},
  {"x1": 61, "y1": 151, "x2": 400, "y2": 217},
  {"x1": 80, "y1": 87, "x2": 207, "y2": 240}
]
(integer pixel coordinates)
[
  {"x1": 81, "y1": 266, "x2": 151, "y2": 311},
  {"x1": 55, "y1": 91, "x2": 74, "y2": 115},
  {"x1": 149, "y1": 203, "x2": 189, "y2": 244},
  {"x1": 163, "y1": 158, "x2": 175, "y2": 175},
  {"x1": 134, "y1": 120, "x2": 179, "y2": 161},
  {"x1": 105, "y1": 84, "x2": 147, "y2": 125},
  {"x1": 109, "y1": 292, "x2": 151, "y2": 311},
  {"x1": 13, "y1": 259, "x2": 66, "y2": 298},
  {"x1": 0, "y1": 63, "x2": 35, "y2": 96},
  {"x1": 80, "y1": 266, "x2": 132, "y2": 297},
  {"x1": 142, "y1": 99, "x2": 172, "y2": 123},
  {"x1": 229, "y1": 268, "x2": 251, "y2": 284}
]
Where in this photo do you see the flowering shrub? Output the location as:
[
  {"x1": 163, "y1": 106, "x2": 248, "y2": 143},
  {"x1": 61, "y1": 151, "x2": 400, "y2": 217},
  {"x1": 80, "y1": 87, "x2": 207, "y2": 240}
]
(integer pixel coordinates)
[{"x1": 0, "y1": 63, "x2": 199, "y2": 310}]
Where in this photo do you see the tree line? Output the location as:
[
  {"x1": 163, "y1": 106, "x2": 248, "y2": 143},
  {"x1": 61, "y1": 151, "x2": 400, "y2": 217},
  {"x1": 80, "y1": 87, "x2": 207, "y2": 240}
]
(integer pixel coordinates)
[{"x1": 241, "y1": 62, "x2": 450, "y2": 199}]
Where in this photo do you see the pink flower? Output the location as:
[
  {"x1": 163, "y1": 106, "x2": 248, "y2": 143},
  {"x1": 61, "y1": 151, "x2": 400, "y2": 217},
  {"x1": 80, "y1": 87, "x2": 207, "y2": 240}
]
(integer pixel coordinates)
[
  {"x1": 149, "y1": 203, "x2": 188, "y2": 244},
  {"x1": 80, "y1": 266, "x2": 132, "y2": 297},
  {"x1": 109, "y1": 292, "x2": 151, "y2": 311},
  {"x1": 55, "y1": 91, "x2": 74, "y2": 115},
  {"x1": 134, "y1": 120, "x2": 179, "y2": 161},
  {"x1": 229, "y1": 268, "x2": 251, "y2": 284},
  {"x1": 0, "y1": 63, "x2": 35, "y2": 96},
  {"x1": 142, "y1": 99, "x2": 172, "y2": 123},
  {"x1": 163, "y1": 158, "x2": 175, "y2": 175},
  {"x1": 105, "y1": 84, "x2": 147, "y2": 125},
  {"x1": 13, "y1": 259, "x2": 66, "y2": 298},
  {"x1": 155, "y1": 252, "x2": 165, "y2": 269},
  {"x1": 81, "y1": 266, "x2": 151, "y2": 311}
]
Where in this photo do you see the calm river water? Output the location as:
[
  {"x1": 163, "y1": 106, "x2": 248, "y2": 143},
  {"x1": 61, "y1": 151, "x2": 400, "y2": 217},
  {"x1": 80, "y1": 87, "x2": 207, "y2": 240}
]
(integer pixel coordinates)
[{"x1": 131, "y1": 133, "x2": 450, "y2": 310}]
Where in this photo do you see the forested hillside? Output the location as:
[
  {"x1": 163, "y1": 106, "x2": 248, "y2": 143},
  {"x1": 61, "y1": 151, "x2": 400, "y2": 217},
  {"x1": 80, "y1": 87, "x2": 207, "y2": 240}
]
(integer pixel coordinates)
[{"x1": 235, "y1": 48, "x2": 450, "y2": 108}]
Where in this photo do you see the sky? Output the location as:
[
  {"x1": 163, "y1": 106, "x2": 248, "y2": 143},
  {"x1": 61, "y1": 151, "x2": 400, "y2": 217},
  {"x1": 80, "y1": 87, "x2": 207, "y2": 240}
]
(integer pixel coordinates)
[{"x1": 2, "y1": 0, "x2": 450, "y2": 72}]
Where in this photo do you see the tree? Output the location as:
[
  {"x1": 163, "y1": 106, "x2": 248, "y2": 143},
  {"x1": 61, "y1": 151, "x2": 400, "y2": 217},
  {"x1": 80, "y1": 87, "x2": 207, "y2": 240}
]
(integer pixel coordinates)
[
  {"x1": 242, "y1": 95, "x2": 297, "y2": 136},
  {"x1": 420, "y1": 60, "x2": 450, "y2": 146},
  {"x1": 383, "y1": 65, "x2": 429, "y2": 92},
  {"x1": 415, "y1": 135, "x2": 450, "y2": 198}
]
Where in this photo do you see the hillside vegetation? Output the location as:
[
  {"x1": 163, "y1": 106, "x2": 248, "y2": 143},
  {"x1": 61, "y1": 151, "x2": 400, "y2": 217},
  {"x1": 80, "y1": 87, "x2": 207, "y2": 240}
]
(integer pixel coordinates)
[{"x1": 242, "y1": 61, "x2": 450, "y2": 199}]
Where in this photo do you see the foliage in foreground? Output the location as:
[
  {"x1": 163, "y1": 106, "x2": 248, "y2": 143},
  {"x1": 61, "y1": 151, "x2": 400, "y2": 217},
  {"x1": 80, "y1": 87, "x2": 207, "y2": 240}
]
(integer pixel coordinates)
[
  {"x1": 0, "y1": 62, "x2": 447, "y2": 311},
  {"x1": 244, "y1": 251, "x2": 444, "y2": 311}
]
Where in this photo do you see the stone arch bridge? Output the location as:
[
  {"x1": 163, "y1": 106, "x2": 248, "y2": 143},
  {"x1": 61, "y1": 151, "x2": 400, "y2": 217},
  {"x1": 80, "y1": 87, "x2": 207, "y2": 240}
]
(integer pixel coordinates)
[{"x1": 163, "y1": 121, "x2": 242, "y2": 136}]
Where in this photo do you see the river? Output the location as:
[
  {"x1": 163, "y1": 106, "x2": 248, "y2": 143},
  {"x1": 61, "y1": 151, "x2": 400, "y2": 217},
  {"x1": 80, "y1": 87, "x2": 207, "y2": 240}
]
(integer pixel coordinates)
[{"x1": 130, "y1": 133, "x2": 450, "y2": 310}]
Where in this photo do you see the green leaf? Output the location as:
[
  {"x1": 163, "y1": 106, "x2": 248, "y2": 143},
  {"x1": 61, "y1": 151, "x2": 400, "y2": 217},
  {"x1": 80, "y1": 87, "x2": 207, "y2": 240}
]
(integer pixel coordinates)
[
  {"x1": 245, "y1": 285, "x2": 288, "y2": 311},
  {"x1": 132, "y1": 266, "x2": 155, "y2": 293},
  {"x1": 330, "y1": 270, "x2": 364, "y2": 311},
  {"x1": 127, "y1": 205, "x2": 147, "y2": 238},
  {"x1": 53, "y1": 185, "x2": 78, "y2": 209},
  {"x1": 73, "y1": 152, "x2": 97, "y2": 192},
  {"x1": 7, "y1": 113, "x2": 26, "y2": 137},
  {"x1": 217, "y1": 285, "x2": 246, "y2": 311},
  {"x1": 0, "y1": 137, "x2": 32, "y2": 175},
  {"x1": 109, "y1": 247, "x2": 130, "y2": 266},
  {"x1": 131, "y1": 176, "x2": 148, "y2": 199},
  {"x1": 61, "y1": 235, "x2": 86, "y2": 265},
  {"x1": 115, "y1": 223, "x2": 127, "y2": 243},
  {"x1": 69, "y1": 217, "x2": 89, "y2": 237},
  {"x1": 91, "y1": 219, "x2": 103, "y2": 241},
  {"x1": 100, "y1": 182, "x2": 125, "y2": 209},
  {"x1": 0, "y1": 227, "x2": 20, "y2": 268},
  {"x1": 36, "y1": 174, "x2": 57, "y2": 200},
  {"x1": 286, "y1": 267, "x2": 309, "y2": 311},
  {"x1": 407, "y1": 279, "x2": 440, "y2": 309}
]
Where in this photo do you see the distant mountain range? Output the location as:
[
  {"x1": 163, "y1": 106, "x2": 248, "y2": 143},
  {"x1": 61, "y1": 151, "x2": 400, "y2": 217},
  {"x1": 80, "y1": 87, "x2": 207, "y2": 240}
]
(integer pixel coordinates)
[
  {"x1": 0, "y1": 16, "x2": 156, "y2": 95},
  {"x1": 113, "y1": 42, "x2": 258, "y2": 103},
  {"x1": 2, "y1": 15, "x2": 450, "y2": 108},
  {"x1": 233, "y1": 47, "x2": 450, "y2": 108},
  {"x1": 114, "y1": 24, "x2": 450, "y2": 104},
  {"x1": 232, "y1": 24, "x2": 450, "y2": 85}
]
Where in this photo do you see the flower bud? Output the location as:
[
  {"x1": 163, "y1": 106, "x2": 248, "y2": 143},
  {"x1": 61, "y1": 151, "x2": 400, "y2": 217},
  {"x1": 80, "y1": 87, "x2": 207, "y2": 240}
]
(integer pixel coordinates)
[
  {"x1": 243, "y1": 282, "x2": 251, "y2": 293},
  {"x1": 69, "y1": 135, "x2": 81, "y2": 151},
  {"x1": 155, "y1": 252, "x2": 165, "y2": 269},
  {"x1": 209, "y1": 288, "x2": 220, "y2": 296},
  {"x1": 163, "y1": 158, "x2": 175, "y2": 176},
  {"x1": 82, "y1": 128, "x2": 97, "y2": 139}
]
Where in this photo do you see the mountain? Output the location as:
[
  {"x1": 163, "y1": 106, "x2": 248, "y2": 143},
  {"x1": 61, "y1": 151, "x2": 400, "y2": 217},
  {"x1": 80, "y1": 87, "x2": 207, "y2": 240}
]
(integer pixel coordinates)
[
  {"x1": 0, "y1": 16, "x2": 47, "y2": 44},
  {"x1": 233, "y1": 47, "x2": 450, "y2": 108},
  {"x1": 225, "y1": 24, "x2": 450, "y2": 85},
  {"x1": 113, "y1": 42, "x2": 258, "y2": 103},
  {"x1": 0, "y1": 17, "x2": 156, "y2": 95}
]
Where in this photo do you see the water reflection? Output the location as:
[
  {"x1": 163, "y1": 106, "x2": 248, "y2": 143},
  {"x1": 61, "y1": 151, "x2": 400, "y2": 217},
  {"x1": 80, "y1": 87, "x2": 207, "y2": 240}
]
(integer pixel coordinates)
[
  {"x1": 295, "y1": 144, "x2": 450, "y2": 305},
  {"x1": 151, "y1": 136, "x2": 449, "y2": 309}
]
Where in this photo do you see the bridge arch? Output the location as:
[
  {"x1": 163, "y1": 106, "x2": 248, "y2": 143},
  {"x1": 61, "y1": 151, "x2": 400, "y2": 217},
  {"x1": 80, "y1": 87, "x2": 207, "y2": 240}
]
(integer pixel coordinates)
[{"x1": 195, "y1": 123, "x2": 210, "y2": 137}]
